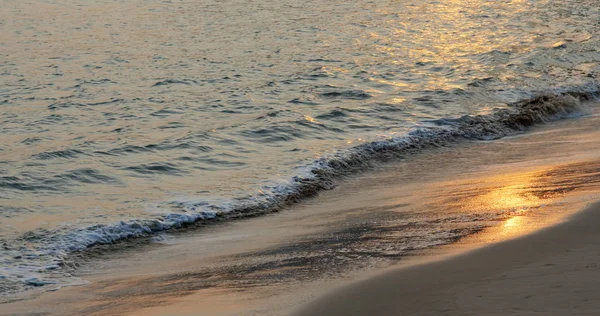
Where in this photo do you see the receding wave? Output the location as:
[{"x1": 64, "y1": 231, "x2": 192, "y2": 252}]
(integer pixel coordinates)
[{"x1": 2, "y1": 87, "x2": 598, "y2": 295}]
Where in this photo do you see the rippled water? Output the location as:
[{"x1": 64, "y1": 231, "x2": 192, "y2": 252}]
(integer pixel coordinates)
[{"x1": 1, "y1": 0, "x2": 599, "y2": 294}]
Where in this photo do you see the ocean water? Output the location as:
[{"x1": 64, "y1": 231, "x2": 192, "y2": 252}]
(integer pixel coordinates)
[{"x1": 1, "y1": 0, "x2": 599, "y2": 296}]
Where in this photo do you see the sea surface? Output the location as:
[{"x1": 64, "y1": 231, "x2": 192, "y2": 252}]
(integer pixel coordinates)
[{"x1": 1, "y1": 0, "x2": 599, "y2": 296}]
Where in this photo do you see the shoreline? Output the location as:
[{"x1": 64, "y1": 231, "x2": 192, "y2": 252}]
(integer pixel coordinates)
[
  {"x1": 2, "y1": 91, "x2": 596, "y2": 292},
  {"x1": 2, "y1": 110, "x2": 599, "y2": 316},
  {"x1": 291, "y1": 200, "x2": 600, "y2": 316}
]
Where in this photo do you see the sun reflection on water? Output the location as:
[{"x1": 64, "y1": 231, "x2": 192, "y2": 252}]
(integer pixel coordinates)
[
  {"x1": 503, "y1": 215, "x2": 524, "y2": 229},
  {"x1": 437, "y1": 167, "x2": 563, "y2": 236},
  {"x1": 461, "y1": 173, "x2": 542, "y2": 211}
]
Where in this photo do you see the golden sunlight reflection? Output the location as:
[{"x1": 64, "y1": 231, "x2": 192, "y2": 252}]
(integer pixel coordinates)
[
  {"x1": 367, "y1": 0, "x2": 535, "y2": 91},
  {"x1": 498, "y1": 215, "x2": 528, "y2": 238},
  {"x1": 304, "y1": 115, "x2": 319, "y2": 124},
  {"x1": 390, "y1": 97, "x2": 407, "y2": 104},
  {"x1": 478, "y1": 184, "x2": 538, "y2": 211},
  {"x1": 503, "y1": 215, "x2": 524, "y2": 229},
  {"x1": 461, "y1": 173, "x2": 542, "y2": 212},
  {"x1": 437, "y1": 167, "x2": 562, "y2": 237}
]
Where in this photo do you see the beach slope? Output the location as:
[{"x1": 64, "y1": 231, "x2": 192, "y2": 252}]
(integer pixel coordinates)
[{"x1": 292, "y1": 201, "x2": 600, "y2": 316}]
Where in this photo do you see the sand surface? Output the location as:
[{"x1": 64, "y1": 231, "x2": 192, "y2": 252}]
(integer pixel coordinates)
[{"x1": 292, "y1": 201, "x2": 600, "y2": 316}]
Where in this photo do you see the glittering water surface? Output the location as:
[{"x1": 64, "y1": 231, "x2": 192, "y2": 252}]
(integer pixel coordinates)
[{"x1": 1, "y1": 0, "x2": 599, "y2": 294}]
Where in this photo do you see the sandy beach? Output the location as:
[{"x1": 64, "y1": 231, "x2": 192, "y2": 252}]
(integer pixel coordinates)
[{"x1": 292, "y1": 200, "x2": 600, "y2": 316}]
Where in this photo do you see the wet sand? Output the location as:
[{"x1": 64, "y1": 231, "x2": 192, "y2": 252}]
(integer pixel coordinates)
[
  {"x1": 2, "y1": 110, "x2": 600, "y2": 315},
  {"x1": 292, "y1": 200, "x2": 600, "y2": 316}
]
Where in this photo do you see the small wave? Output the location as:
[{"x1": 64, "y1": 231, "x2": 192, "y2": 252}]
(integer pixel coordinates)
[
  {"x1": 55, "y1": 168, "x2": 121, "y2": 185},
  {"x1": 20, "y1": 137, "x2": 44, "y2": 145},
  {"x1": 47, "y1": 102, "x2": 85, "y2": 110},
  {"x1": 307, "y1": 58, "x2": 344, "y2": 63},
  {"x1": 86, "y1": 98, "x2": 122, "y2": 106},
  {"x1": 319, "y1": 90, "x2": 372, "y2": 100},
  {"x1": 288, "y1": 97, "x2": 320, "y2": 105},
  {"x1": 0, "y1": 176, "x2": 61, "y2": 192},
  {"x1": 242, "y1": 125, "x2": 306, "y2": 143},
  {"x1": 152, "y1": 79, "x2": 197, "y2": 86},
  {"x1": 2, "y1": 87, "x2": 598, "y2": 294},
  {"x1": 315, "y1": 109, "x2": 348, "y2": 119},
  {"x1": 123, "y1": 162, "x2": 186, "y2": 176},
  {"x1": 80, "y1": 79, "x2": 117, "y2": 85},
  {"x1": 1, "y1": 169, "x2": 120, "y2": 194},
  {"x1": 101, "y1": 142, "x2": 203, "y2": 156},
  {"x1": 33, "y1": 149, "x2": 85, "y2": 160},
  {"x1": 150, "y1": 107, "x2": 186, "y2": 117},
  {"x1": 467, "y1": 77, "x2": 496, "y2": 87}
]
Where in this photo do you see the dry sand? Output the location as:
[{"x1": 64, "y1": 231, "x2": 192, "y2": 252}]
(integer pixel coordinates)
[{"x1": 292, "y1": 201, "x2": 600, "y2": 316}]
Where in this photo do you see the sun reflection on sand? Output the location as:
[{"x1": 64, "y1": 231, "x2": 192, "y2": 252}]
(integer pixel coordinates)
[
  {"x1": 478, "y1": 184, "x2": 539, "y2": 211},
  {"x1": 502, "y1": 215, "x2": 525, "y2": 231},
  {"x1": 457, "y1": 171, "x2": 544, "y2": 210},
  {"x1": 433, "y1": 167, "x2": 566, "y2": 236}
]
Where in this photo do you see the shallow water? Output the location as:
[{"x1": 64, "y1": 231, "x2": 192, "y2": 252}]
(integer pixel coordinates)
[{"x1": 1, "y1": 0, "x2": 600, "y2": 296}]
